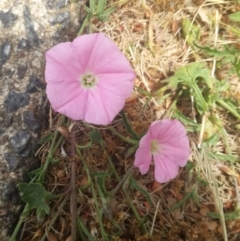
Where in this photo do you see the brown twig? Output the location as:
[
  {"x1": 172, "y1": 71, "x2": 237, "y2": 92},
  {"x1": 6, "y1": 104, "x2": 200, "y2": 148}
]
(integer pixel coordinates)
[
  {"x1": 68, "y1": 124, "x2": 78, "y2": 241},
  {"x1": 70, "y1": 158, "x2": 77, "y2": 241},
  {"x1": 112, "y1": 164, "x2": 134, "y2": 195}
]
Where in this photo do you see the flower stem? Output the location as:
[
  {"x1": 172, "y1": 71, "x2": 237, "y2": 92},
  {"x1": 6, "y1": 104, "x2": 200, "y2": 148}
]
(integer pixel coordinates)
[
  {"x1": 77, "y1": 150, "x2": 108, "y2": 240},
  {"x1": 109, "y1": 128, "x2": 139, "y2": 144},
  {"x1": 217, "y1": 99, "x2": 240, "y2": 120},
  {"x1": 70, "y1": 159, "x2": 77, "y2": 241},
  {"x1": 112, "y1": 165, "x2": 135, "y2": 195},
  {"x1": 9, "y1": 204, "x2": 29, "y2": 241},
  {"x1": 101, "y1": 144, "x2": 147, "y2": 233},
  {"x1": 38, "y1": 116, "x2": 65, "y2": 183},
  {"x1": 78, "y1": 13, "x2": 91, "y2": 36},
  {"x1": 10, "y1": 117, "x2": 66, "y2": 240},
  {"x1": 39, "y1": 195, "x2": 69, "y2": 241},
  {"x1": 121, "y1": 110, "x2": 139, "y2": 140}
]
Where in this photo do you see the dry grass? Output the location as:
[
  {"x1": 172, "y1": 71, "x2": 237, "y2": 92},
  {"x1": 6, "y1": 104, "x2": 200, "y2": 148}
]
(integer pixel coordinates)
[{"x1": 18, "y1": 0, "x2": 240, "y2": 241}]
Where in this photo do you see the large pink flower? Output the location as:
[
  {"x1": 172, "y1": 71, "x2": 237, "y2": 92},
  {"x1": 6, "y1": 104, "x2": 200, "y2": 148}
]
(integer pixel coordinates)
[
  {"x1": 45, "y1": 33, "x2": 135, "y2": 125},
  {"x1": 134, "y1": 119, "x2": 190, "y2": 183}
]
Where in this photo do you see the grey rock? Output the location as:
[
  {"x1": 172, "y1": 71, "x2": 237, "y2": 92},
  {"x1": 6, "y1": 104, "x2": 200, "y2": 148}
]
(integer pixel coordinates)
[
  {"x1": 4, "y1": 91, "x2": 29, "y2": 112},
  {"x1": 4, "y1": 152, "x2": 20, "y2": 171},
  {"x1": 31, "y1": 58, "x2": 41, "y2": 69},
  {"x1": 17, "y1": 64, "x2": 27, "y2": 79},
  {"x1": 0, "y1": 41, "x2": 11, "y2": 65},
  {"x1": 26, "y1": 75, "x2": 45, "y2": 93},
  {"x1": 23, "y1": 6, "x2": 39, "y2": 46},
  {"x1": 3, "y1": 67, "x2": 14, "y2": 77},
  {"x1": 0, "y1": 1, "x2": 85, "y2": 239},
  {"x1": 46, "y1": 0, "x2": 56, "y2": 9},
  {"x1": 0, "y1": 9, "x2": 18, "y2": 28},
  {"x1": 1, "y1": 182, "x2": 20, "y2": 204},
  {"x1": 0, "y1": 111, "x2": 13, "y2": 130},
  {"x1": 50, "y1": 11, "x2": 70, "y2": 25},
  {"x1": 18, "y1": 148, "x2": 31, "y2": 157},
  {"x1": 10, "y1": 130, "x2": 31, "y2": 154},
  {"x1": 0, "y1": 207, "x2": 8, "y2": 217},
  {"x1": 56, "y1": 0, "x2": 66, "y2": 9},
  {"x1": 5, "y1": 115, "x2": 14, "y2": 128},
  {"x1": 23, "y1": 110, "x2": 41, "y2": 131},
  {"x1": 17, "y1": 38, "x2": 29, "y2": 50}
]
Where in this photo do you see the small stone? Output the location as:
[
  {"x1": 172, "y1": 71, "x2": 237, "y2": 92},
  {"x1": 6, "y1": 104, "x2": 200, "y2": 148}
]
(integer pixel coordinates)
[
  {"x1": 23, "y1": 6, "x2": 39, "y2": 46},
  {"x1": 31, "y1": 58, "x2": 41, "y2": 69},
  {"x1": 3, "y1": 68, "x2": 14, "y2": 77},
  {"x1": 10, "y1": 130, "x2": 31, "y2": 154},
  {"x1": 1, "y1": 182, "x2": 20, "y2": 204},
  {"x1": 18, "y1": 38, "x2": 29, "y2": 50},
  {"x1": 26, "y1": 75, "x2": 45, "y2": 93},
  {"x1": 4, "y1": 152, "x2": 19, "y2": 171},
  {"x1": 23, "y1": 110, "x2": 41, "y2": 131},
  {"x1": 50, "y1": 11, "x2": 70, "y2": 25},
  {"x1": 0, "y1": 41, "x2": 11, "y2": 65},
  {"x1": 5, "y1": 115, "x2": 14, "y2": 127},
  {"x1": 17, "y1": 64, "x2": 27, "y2": 79},
  {"x1": 4, "y1": 91, "x2": 29, "y2": 112},
  {"x1": 0, "y1": 208, "x2": 8, "y2": 217},
  {"x1": 46, "y1": 0, "x2": 55, "y2": 9},
  {"x1": 18, "y1": 148, "x2": 31, "y2": 157},
  {"x1": 0, "y1": 9, "x2": 18, "y2": 28},
  {"x1": 56, "y1": 0, "x2": 66, "y2": 9}
]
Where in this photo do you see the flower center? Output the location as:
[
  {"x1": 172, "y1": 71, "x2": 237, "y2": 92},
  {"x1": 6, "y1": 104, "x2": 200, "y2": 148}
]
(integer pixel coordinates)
[
  {"x1": 80, "y1": 73, "x2": 97, "y2": 89},
  {"x1": 150, "y1": 140, "x2": 160, "y2": 154}
]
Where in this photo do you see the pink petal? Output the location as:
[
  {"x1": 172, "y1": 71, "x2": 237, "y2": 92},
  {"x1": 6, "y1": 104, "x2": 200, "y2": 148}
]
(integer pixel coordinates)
[
  {"x1": 49, "y1": 87, "x2": 87, "y2": 121},
  {"x1": 46, "y1": 79, "x2": 85, "y2": 113},
  {"x1": 45, "y1": 42, "x2": 83, "y2": 83},
  {"x1": 148, "y1": 119, "x2": 190, "y2": 166},
  {"x1": 82, "y1": 87, "x2": 120, "y2": 125},
  {"x1": 97, "y1": 73, "x2": 135, "y2": 97},
  {"x1": 73, "y1": 33, "x2": 135, "y2": 75},
  {"x1": 160, "y1": 143, "x2": 190, "y2": 167},
  {"x1": 149, "y1": 119, "x2": 187, "y2": 142},
  {"x1": 134, "y1": 146, "x2": 152, "y2": 174},
  {"x1": 45, "y1": 33, "x2": 135, "y2": 124},
  {"x1": 134, "y1": 132, "x2": 152, "y2": 174},
  {"x1": 153, "y1": 154, "x2": 179, "y2": 183}
]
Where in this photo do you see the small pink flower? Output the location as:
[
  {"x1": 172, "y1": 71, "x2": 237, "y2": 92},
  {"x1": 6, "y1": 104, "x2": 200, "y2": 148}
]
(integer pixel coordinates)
[
  {"x1": 134, "y1": 119, "x2": 190, "y2": 183},
  {"x1": 45, "y1": 33, "x2": 135, "y2": 125}
]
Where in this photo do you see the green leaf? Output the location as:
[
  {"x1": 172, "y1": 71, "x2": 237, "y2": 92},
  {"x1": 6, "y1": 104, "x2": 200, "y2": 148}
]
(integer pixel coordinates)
[
  {"x1": 36, "y1": 208, "x2": 46, "y2": 223},
  {"x1": 209, "y1": 152, "x2": 239, "y2": 162},
  {"x1": 97, "y1": 0, "x2": 106, "y2": 13},
  {"x1": 28, "y1": 166, "x2": 44, "y2": 179},
  {"x1": 166, "y1": 62, "x2": 210, "y2": 114},
  {"x1": 130, "y1": 178, "x2": 153, "y2": 206},
  {"x1": 125, "y1": 144, "x2": 139, "y2": 158},
  {"x1": 49, "y1": 157, "x2": 59, "y2": 164},
  {"x1": 195, "y1": 43, "x2": 240, "y2": 78},
  {"x1": 39, "y1": 133, "x2": 53, "y2": 145},
  {"x1": 89, "y1": 130, "x2": 103, "y2": 144},
  {"x1": 228, "y1": 11, "x2": 240, "y2": 22},
  {"x1": 203, "y1": 133, "x2": 220, "y2": 145},
  {"x1": 170, "y1": 185, "x2": 199, "y2": 212},
  {"x1": 137, "y1": 87, "x2": 152, "y2": 97},
  {"x1": 208, "y1": 208, "x2": 240, "y2": 220},
  {"x1": 182, "y1": 18, "x2": 200, "y2": 45},
  {"x1": 173, "y1": 110, "x2": 200, "y2": 132},
  {"x1": 77, "y1": 218, "x2": 96, "y2": 241},
  {"x1": 97, "y1": 6, "x2": 116, "y2": 21},
  {"x1": 194, "y1": 43, "x2": 237, "y2": 58},
  {"x1": 121, "y1": 110, "x2": 139, "y2": 140},
  {"x1": 19, "y1": 183, "x2": 51, "y2": 215},
  {"x1": 89, "y1": 0, "x2": 97, "y2": 10}
]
